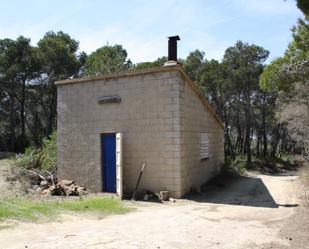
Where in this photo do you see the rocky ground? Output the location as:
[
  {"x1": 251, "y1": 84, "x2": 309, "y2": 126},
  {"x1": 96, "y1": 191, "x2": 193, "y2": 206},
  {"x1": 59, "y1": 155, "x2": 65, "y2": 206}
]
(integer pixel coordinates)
[{"x1": 0, "y1": 159, "x2": 308, "y2": 249}]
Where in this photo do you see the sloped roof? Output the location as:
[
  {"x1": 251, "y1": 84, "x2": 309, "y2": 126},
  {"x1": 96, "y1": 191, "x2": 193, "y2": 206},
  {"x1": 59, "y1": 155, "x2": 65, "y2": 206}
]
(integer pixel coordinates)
[{"x1": 55, "y1": 65, "x2": 224, "y2": 129}]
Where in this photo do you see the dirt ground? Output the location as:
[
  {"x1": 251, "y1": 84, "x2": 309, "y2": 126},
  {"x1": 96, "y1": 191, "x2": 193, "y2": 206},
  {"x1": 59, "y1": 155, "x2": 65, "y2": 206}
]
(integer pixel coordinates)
[
  {"x1": 0, "y1": 162, "x2": 309, "y2": 249},
  {"x1": 0, "y1": 159, "x2": 26, "y2": 199}
]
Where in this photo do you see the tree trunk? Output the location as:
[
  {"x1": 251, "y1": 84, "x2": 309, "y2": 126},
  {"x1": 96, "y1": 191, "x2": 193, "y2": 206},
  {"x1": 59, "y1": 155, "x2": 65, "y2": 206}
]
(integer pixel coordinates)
[
  {"x1": 256, "y1": 130, "x2": 261, "y2": 158},
  {"x1": 245, "y1": 93, "x2": 252, "y2": 163},
  {"x1": 29, "y1": 109, "x2": 41, "y2": 146},
  {"x1": 9, "y1": 95, "x2": 16, "y2": 152},
  {"x1": 47, "y1": 85, "x2": 57, "y2": 135},
  {"x1": 262, "y1": 93, "x2": 267, "y2": 158},
  {"x1": 222, "y1": 107, "x2": 235, "y2": 159},
  {"x1": 20, "y1": 80, "x2": 26, "y2": 151},
  {"x1": 235, "y1": 112, "x2": 244, "y2": 154},
  {"x1": 225, "y1": 126, "x2": 235, "y2": 159},
  {"x1": 262, "y1": 111, "x2": 267, "y2": 157},
  {"x1": 271, "y1": 123, "x2": 280, "y2": 158}
]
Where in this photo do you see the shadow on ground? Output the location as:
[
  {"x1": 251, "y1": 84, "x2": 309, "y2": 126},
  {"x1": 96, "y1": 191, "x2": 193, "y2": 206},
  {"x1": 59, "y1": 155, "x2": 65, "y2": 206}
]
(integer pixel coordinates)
[{"x1": 185, "y1": 172, "x2": 299, "y2": 209}]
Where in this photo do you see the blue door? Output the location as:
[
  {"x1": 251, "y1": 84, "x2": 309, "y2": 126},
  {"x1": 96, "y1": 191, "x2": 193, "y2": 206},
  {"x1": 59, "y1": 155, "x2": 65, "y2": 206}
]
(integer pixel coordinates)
[{"x1": 102, "y1": 134, "x2": 116, "y2": 193}]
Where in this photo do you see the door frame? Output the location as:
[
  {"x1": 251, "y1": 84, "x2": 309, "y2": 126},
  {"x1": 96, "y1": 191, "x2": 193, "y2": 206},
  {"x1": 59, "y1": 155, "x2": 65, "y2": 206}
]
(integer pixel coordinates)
[
  {"x1": 100, "y1": 132, "x2": 123, "y2": 198},
  {"x1": 115, "y1": 133, "x2": 123, "y2": 198}
]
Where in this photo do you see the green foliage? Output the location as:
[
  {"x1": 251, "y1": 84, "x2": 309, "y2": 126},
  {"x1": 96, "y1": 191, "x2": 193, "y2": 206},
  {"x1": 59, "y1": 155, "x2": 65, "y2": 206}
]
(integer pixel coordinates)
[
  {"x1": 183, "y1": 49, "x2": 206, "y2": 82},
  {"x1": 39, "y1": 131, "x2": 57, "y2": 171},
  {"x1": 16, "y1": 147, "x2": 40, "y2": 169},
  {"x1": 290, "y1": 19, "x2": 309, "y2": 59},
  {"x1": 223, "y1": 156, "x2": 247, "y2": 174},
  {"x1": 38, "y1": 31, "x2": 81, "y2": 79},
  {"x1": 0, "y1": 36, "x2": 43, "y2": 150},
  {"x1": 0, "y1": 36, "x2": 41, "y2": 82},
  {"x1": 260, "y1": 57, "x2": 288, "y2": 91},
  {"x1": 17, "y1": 132, "x2": 57, "y2": 172},
  {"x1": 224, "y1": 155, "x2": 296, "y2": 175},
  {"x1": 0, "y1": 31, "x2": 82, "y2": 153},
  {"x1": 280, "y1": 154, "x2": 295, "y2": 163},
  {"x1": 223, "y1": 41, "x2": 269, "y2": 90},
  {"x1": 297, "y1": 0, "x2": 309, "y2": 19},
  {"x1": 260, "y1": 19, "x2": 309, "y2": 92},
  {"x1": 0, "y1": 197, "x2": 128, "y2": 222},
  {"x1": 184, "y1": 41, "x2": 271, "y2": 162},
  {"x1": 85, "y1": 44, "x2": 132, "y2": 76},
  {"x1": 134, "y1": 56, "x2": 167, "y2": 70},
  {"x1": 260, "y1": 19, "x2": 309, "y2": 153}
]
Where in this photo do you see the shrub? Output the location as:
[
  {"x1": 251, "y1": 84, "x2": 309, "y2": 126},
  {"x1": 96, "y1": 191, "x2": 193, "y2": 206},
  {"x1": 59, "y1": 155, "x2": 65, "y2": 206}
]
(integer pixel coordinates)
[
  {"x1": 223, "y1": 156, "x2": 247, "y2": 174},
  {"x1": 39, "y1": 132, "x2": 57, "y2": 171},
  {"x1": 16, "y1": 147, "x2": 40, "y2": 169},
  {"x1": 17, "y1": 132, "x2": 57, "y2": 172}
]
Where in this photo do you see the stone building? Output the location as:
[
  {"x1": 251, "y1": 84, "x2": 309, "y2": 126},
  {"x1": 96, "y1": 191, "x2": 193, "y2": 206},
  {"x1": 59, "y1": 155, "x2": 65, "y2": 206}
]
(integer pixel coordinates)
[{"x1": 55, "y1": 64, "x2": 224, "y2": 198}]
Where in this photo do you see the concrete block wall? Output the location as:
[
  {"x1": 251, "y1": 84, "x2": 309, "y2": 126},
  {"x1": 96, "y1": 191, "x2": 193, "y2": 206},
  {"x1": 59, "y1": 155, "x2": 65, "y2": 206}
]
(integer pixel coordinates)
[
  {"x1": 177, "y1": 75, "x2": 224, "y2": 196},
  {"x1": 57, "y1": 70, "x2": 184, "y2": 196}
]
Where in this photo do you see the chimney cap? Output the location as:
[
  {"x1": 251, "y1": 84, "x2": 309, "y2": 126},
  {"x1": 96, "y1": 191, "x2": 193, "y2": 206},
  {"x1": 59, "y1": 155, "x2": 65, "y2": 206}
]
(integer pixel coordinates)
[{"x1": 168, "y1": 35, "x2": 180, "y2": 41}]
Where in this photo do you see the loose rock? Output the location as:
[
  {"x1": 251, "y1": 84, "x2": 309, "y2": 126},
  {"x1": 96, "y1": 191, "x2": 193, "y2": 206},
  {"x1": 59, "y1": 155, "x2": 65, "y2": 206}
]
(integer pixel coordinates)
[
  {"x1": 59, "y1": 179, "x2": 74, "y2": 186},
  {"x1": 40, "y1": 180, "x2": 49, "y2": 188},
  {"x1": 55, "y1": 180, "x2": 86, "y2": 196},
  {"x1": 159, "y1": 191, "x2": 169, "y2": 201},
  {"x1": 143, "y1": 194, "x2": 149, "y2": 201}
]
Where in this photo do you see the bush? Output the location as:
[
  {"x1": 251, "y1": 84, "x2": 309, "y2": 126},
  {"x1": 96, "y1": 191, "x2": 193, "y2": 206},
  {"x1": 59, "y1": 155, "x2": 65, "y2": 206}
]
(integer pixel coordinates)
[
  {"x1": 17, "y1": 132, "x2": 57, "y2": 172},
  {"x1": 16, "y1": 147, "x2": 40, "y2": 169},
  {"x1": 223, "y1": 156, "x2": 247, "y2": 174},
  {"x1": 39, "y1": 132, "x2": 57, "y2": 171},
  {"x1": 224, "y1": 154, "x2": 297, "y2": 175}
]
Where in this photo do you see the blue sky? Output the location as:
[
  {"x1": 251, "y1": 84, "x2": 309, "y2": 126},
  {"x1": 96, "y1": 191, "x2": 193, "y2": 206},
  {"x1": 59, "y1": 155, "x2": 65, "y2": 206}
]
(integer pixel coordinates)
[{"x1": 0, "y1": 0, "x2": 304, "y2": 63}]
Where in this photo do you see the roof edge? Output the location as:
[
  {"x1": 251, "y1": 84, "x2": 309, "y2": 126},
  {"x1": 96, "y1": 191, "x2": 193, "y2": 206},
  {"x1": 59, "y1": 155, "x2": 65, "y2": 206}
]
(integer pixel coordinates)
[
  {"x1": 55, "y1": 65, "x2": 224, "y2": 129},
  {"x1": 55, "y1": 65, "x2": 182, "y2": 85},
  {"x1": 176, "y1": 67, "x2": 224, "y2": 129}
]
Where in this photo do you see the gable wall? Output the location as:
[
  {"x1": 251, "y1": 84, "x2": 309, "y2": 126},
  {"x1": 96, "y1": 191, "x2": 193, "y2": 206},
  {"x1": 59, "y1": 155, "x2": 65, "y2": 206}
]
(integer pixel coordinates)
[{"x1": 178, "y1": 75, "x2": 224, "y2": 195}]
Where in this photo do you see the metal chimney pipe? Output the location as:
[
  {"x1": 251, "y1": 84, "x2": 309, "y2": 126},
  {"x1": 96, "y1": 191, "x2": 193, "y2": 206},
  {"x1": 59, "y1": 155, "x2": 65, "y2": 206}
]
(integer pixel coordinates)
[{"x1": 168, "y1": 35, "x2": 180, "y2": 61}]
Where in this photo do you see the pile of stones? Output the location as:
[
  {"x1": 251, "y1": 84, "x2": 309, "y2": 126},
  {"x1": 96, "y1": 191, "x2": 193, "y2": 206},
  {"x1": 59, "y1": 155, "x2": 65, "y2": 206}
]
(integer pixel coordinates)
[{"x1": 39, "y1": 179, "x2": 87, "y2": 196}]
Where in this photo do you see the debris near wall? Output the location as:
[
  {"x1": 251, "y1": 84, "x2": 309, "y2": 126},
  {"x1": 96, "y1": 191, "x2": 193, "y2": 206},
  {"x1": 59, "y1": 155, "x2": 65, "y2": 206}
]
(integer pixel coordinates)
[
  {"x1": 20, "y1": 168, "x2": 87, "y2": 196},
  {"x1": 2, "y1": 159, "x2": 87, "y2": 198},
  {"x1": 159, "y1": 191, "x2": 169, "y2": 201},
  {"x1": 132, "y1": 190, "x2": 176, "y2": 203},
  {"x1": 17, "y1": 166, "x2": 87, "y2": 196},
  {"x1": 37, "y1": 179, "x2": 88, "y2": 196}
]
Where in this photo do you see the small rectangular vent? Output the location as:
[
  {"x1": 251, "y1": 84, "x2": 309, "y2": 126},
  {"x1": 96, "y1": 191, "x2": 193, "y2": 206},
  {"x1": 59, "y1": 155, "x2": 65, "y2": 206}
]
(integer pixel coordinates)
[
  {"x1": 200, "y1": 132, "x2": 209, "y2": 159},
  {"x1": 98, "y1": 95, "x2": 121, "y2": 104}
]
